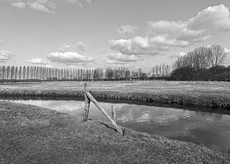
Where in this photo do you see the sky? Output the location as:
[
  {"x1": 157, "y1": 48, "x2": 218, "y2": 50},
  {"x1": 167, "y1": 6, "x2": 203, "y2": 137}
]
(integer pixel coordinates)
[{"x1": 1, "y1": 0, "x2": 230, "y2": 72}]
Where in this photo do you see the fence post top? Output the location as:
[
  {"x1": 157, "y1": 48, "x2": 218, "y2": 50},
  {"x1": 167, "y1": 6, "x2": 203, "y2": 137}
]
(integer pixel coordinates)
[{"x1": 84, "y1": 82, "x2": 87, "y2": 91}]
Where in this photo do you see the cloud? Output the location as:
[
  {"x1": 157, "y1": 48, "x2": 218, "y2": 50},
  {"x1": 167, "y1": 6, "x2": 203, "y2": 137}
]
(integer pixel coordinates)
[
  {"x1": 66, "y1": 63, "x2": 91, "y2": 68},
  {"x1": 0, "y1": 50, "x2": 15, "y2": 63},
  {"x1": 32, "y1": 2, "x2": 54, "y2": 13},
  {"x1": 4, "y1": 0, "x2": 91, "y2": 13},
  {"x1": 104, "y1": 53, "x2": 144, "y2": 64},
  {"x1": 148, "y1": 4, "x2": 230, "y2": 43},
  {"x1": 86, "y1": 0, "x2": 91, "y2": 4},
  {"x1": 148, "y1": 21, "x2": 208, "y2": 43},
  {"x1": 110, "y1": 36, "x2": 189, "y2": 56},
  {"x1": 25, "y1": 58, "x2": 47, "y2": 65},
  {"x1": 110, "y1": 4, "x2": 230, "y2": 56},
  {"x1": 117, "y1": 25, "x2": 137, "y2": 35},
  {"x1": 75, "y1": 42, "x2": 87, "y2": 51},
  {"x1": 188, "y1": 4, "x2": 230, "y2": 32},
  {"x1": 63, "y1": 0, "x2": 91, "y2": 6},
  {"x1": 170, "y1": 52, "x2": 187, "y2": 59},
  {"x1": 62, "y1": 0, "x2": 83, "y2": 7},
  {"x1": 58, "y1": 44, "x2": 72, "y2": 52},
  {"x1": 11, "y1": 1, "x2": 26, "y2": 8},
  {"x1": 7, "y1": 0, "x2": 55, "y2": 13},
  {"x1": 224, "y1": 47, "x2": 230, "y2": 54},
  {"x1": 28, "y1": 1, "x2": 55, "y2": 13},
  {"x1": 59, "y1": 43, "x2": 87, "y2": 52},
  {"x1": 47, "y1": 51, "x2": 94, "y2": 65},
  {"x1": 44, "y1": 64, "x2": 54, "y2": 68}
]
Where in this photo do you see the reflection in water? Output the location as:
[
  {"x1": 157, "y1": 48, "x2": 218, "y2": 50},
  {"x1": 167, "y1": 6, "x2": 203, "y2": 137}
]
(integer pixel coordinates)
[
  {"x1": 196, "y1": 111, "x2": 223, "y2": 119},
  {"x1": 5, "y1": 100, "x2": 230, "y2": 154}
]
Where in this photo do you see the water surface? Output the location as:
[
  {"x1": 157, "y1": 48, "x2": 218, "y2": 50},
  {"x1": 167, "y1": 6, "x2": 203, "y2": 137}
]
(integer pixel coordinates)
[{"x1": 5, "y1": 99, "x2": 230, "y2": 154}]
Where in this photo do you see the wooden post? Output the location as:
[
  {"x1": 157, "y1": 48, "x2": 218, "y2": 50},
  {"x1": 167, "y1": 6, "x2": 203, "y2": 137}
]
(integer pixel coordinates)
[
  {"x1": 82, "y1": 82, "x2": 90, "y2": 122},
  {"x1": 82, "y1": 93, "x2": 90, "y2": 122},
  {"x1": 84, "y1": 82, "x2": 87, "y2": 90},
  {"x1": 84, "y1": 91, "x2": 123, "y2": 135},
  {"x1": 111, "y1": 105, "x2": 117, "y2": 123}
]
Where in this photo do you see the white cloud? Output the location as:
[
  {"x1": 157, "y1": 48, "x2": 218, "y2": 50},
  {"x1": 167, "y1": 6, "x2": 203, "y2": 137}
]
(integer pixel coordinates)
[
  {"x1": 47, "y1": 51, "x2": 94, "y2": 65},
  {"x1": 0, "y1": 50, "x2": 15, "y2": 63},
  {"x1": 117, "y1": 25, "x2": 137, "y2": 35},
  {"x1": 66, "y1": 63, "x2": 90, "y2": 68},
  {"x1": 25, "y1": 58, "x2": 47, "y2": 65},
  {"x1": 224, "y1": 47, "x2": 230, "y2": 54},
  {"x1": 59, "y1": 43, "x2": 87, "y2": 52},
  {"x1": 63, "y1": 0, "x2": 82, "y2": 7},
  {"x1": 148, "y1": 21, "x2": 208, "y2": 43},
  {"x1": 5, "y1": 0, "x2": 90, "y2": 13},
  {"x1": 110, "y1": 36, "x2": 189, "y2": 56},
  {"x1": 11, "y1": 1, "x2": 26, "y2": 8},
  {"x1": 188, "y1": 4, "x2": 230, "y2": 32},
  {"x1": 176, "y1": 52, "x2": 187, "y2": 57},
  {"x1": 75, "y1": 42, "x2": 87, "y2": 51},
  {"x1": 148, "y1": 4, "x2": 230, "y2": 42},
  {"x1": 29, "y1": 1, "x2": 55, "y2": 13},
  {"x1": 63, "y1": 44, "x2": 71, "y2": 49},
  {"x1": 86, "y1": 0, "x2": 91, "y2": 4},
  {"x1": 62, "y1": 0, "x2": 79, "y2": 4},
  {"x1": 44, "y1": 64, "x2": 54, "y2": 68},
  {"x1": 58, "y1": 44, "x2": 72, "y2": 52},
  {"x1": 62, "y1": 0, "x2": 91, "y2": 6},
  {"x1": 104, "y1": 53, "x2": 144, "y2": 64},
  {"x1": 7, "y1": 0, "x2": 55, "y2": 13},
  {"x1": 170, "y1": 52, "x2": 187, "y2": 59},
  {"x1": 110, "y1": 4, "x2": 230, "y2": 56}
]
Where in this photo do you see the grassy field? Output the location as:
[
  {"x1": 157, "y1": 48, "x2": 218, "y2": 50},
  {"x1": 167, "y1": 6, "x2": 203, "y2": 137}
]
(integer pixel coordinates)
[
  {"x1": 0, "y1": 80, "x2": 230, "y2": 113},
  {"x1": 0, "y1": 101, "x2": 230, "y2": 164}
]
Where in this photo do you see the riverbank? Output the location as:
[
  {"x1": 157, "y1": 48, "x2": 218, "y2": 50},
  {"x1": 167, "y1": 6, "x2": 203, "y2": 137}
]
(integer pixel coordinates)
[
  {"x1": 0, "y1": 81, "x2": 230, "y2": 114},
  {"x1": 0, "y1": 101, "x2": 229, "y2": 164}
]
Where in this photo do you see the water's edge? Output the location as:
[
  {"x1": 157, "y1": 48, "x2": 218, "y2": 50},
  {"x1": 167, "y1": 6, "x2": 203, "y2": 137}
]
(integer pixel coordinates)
[
  {"x1": 0, "y1": 90, "x2": 230, "y2": 116},
  {"x1": 2, "y1": 98, "x2": 230, "y2": 154}
]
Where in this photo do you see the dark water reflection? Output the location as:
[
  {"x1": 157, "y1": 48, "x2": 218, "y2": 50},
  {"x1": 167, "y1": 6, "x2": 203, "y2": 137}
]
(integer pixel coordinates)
[{"x1": 5, "y1": 100, "x2": 230, "y2": 154}]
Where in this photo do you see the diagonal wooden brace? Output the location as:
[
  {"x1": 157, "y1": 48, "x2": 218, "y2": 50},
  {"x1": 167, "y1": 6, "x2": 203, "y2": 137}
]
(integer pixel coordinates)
[{"x1": 84, "y1": 91, "x2": 123, "y2": 135}]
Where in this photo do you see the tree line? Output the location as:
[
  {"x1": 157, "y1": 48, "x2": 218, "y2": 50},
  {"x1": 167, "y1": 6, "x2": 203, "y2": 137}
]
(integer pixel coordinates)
[
  {"x1": 151, "y1": 64, "x2": 171, "y2": 78},
  {"x1": 169, "y1": 45, "x2": 230, "y2": 81},
  {"x1": 0, "y1": 66, "x2": 150, "y2": 82},
  {"x1": 1, "y1": 44, "x2": 228, "y2": 82}
]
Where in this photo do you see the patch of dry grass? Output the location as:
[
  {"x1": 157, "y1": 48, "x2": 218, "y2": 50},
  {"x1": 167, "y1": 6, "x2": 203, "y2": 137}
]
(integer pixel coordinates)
[{"x1": 0, "y1": 101, "x2": 229, "y2": 164}]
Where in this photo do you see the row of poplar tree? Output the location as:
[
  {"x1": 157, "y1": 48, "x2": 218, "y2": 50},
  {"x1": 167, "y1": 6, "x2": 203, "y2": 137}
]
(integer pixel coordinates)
[{"x1": 0, "y1": 66, "x2": 145, "y2": 81}]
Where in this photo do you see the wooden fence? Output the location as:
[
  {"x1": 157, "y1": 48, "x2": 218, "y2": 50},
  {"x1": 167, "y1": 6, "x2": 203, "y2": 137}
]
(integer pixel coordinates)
[{"x1": 82, "y1": 83, "x2": 123, "y2": 135}]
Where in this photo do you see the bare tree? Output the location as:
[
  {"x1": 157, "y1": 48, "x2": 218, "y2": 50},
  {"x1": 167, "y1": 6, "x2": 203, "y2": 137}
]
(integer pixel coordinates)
[
  {"x1": 173, "y1": 45, "x2": 227, "y2": 70},
  {"x1": 18, "y1": 66, "x2": 22, "y2": 80},
  {"x1": 0, "y1": 66, "x2": 2, "y2": 80},
  {"x1": 22, "y1": 66, "x2": 26, "y2": 80},
  {"x1": 10, "y1": 66, "x2": 15, "y2": 80},
  {"x1": 209, "y1": 45, "x2": 227, "y2": 67},
  {"x1": 26, "y1": 66, "x2": 29, "y2": 80},
  {"x1": 15, "y1": 66, "x2": 18, "y2": 80},
  {"x1": 6, "y1": 66, "x2": 10, "y2": 80}
]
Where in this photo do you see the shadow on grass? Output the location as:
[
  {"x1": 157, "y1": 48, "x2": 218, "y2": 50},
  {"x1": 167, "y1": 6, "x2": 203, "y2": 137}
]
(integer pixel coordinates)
[{"x1": 96, "y1": 120, "x2": 125, "y2": 136}]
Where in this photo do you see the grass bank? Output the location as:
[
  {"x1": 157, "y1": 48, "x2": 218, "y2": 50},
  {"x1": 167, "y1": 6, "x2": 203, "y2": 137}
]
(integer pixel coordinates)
[
  {"x1": 0, "y1": 101, "x2": 230, "y2": 164},
  {"x1": 0, "y1": 81, "x2": 230, "y2": 114}
]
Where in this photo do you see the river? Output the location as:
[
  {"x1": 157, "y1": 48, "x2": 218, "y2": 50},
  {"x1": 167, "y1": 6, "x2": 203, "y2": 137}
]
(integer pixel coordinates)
[{"x1": 4, "y1": 99, "x2": 230, "y2": 154}]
